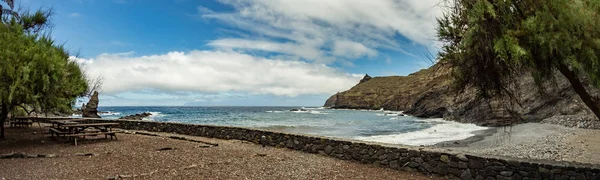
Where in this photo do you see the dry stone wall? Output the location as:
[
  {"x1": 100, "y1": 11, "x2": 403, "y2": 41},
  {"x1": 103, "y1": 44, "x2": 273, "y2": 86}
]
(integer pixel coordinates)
[{"x1": 35, "y1": 118, "x2": 600, "y2": 179}]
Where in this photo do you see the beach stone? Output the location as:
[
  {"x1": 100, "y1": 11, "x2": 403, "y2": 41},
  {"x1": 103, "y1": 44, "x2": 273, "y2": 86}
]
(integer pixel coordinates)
[
  {"x1": 458, "y1": 162, "x2": 468, "y2": 169},
  {"x1": 75, "y1": 153, "x2": 97, "y2": 156},
  {"x1": 389, "y1": 160, "x2": 399, "y2": 169},
  {"x1": 157, "y1": 147, "x2": 175, "y2": 151},
  {"x1": 324, "y1": 145, "x2": 334, "y2": 155},
  {"x1": 407, "y1": 162, "x2": 420, "y2": 168},
  {"x1": 26, "y1": 154, "x2": 38, "y2": 158},
  {"x1": 485, "y1": 166, "x2": 507, "y2": 172},
  {"x1": 378, "y1": 154, "x2": 387, "y2": 160},
  {"x1": 342, "y1": 145, "x2": 350, "y2": 150},
  {"x1": 460, "y1": 169, "x2": 473, "y2": 180},
  {"x1": 449, "y1": 168, "x2": 462, "y2": 176},
  {"x1": 0, "y1": 153, "x2": 14, "y2": 159},
  {"x1": 499, "y1": 171, "x2": 514, "y2": 177},
  {"x1": 408, "y1": 150, "x2": 420, "y2": 157},
  {"x1": 507, "y1": 160, "x2": 520, "y2": 168},
  {"x1": 469, "y1": 159, "x2": 484, "y2": 169},
  {"x1": 457, "y1": 154, "x2": 469, "y2": 161},
  {"x1": 496, "y1": 175, "x2": 512, "y2": 180},
  {"x1": 45, "y1": 154, "x2": 57, "y2": 158},
  {"x1": 440, "y1": 155, "x2": 450, "y2": 163},
  {"x1": 12, "y1": 153, "x2": 24, "y2": 158}
]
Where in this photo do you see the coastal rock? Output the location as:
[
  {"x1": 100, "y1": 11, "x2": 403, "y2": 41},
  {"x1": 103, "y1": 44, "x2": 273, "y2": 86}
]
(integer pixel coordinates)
[
  {"x1": 120, "y1": 112, "x2": 153, "y2": 120},
  {"x1": 323, "y1": 62, "x2": 600, "y2": 126},
  {"x1": 82, "y1": 91, "x2": 101, "y2": 118}
]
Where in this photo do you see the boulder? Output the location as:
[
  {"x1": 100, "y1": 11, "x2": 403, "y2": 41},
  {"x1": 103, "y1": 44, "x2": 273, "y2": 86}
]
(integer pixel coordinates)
[{"x1": 120, "y1": 112, "x2": 152, "y2": 120}]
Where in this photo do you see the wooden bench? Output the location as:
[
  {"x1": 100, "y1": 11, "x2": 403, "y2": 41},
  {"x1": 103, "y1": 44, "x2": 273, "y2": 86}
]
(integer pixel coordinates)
[
  {"x1": 49, "y1": 128, "x2": 68, "y2": 137},
  {"x1": 63, "y1": 131, "x2": 120, "y2": 146}
]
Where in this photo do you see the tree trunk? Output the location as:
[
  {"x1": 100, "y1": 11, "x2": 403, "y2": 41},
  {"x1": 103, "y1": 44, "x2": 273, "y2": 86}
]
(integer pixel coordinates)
[
  {"x1": 0, "y1": 104, "x2": 8, "y2": 140},
  {"x1": 557, "y1": 62, "x2": 600, "y2": 120}
]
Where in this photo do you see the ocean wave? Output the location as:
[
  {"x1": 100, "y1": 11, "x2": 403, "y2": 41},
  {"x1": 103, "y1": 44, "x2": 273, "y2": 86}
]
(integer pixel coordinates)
[
  {"x1": 265, "y1": 110, "x2": 284, "y2": 113},
  {"x1": 259, "y1": 125, "x2": 316, "y2": 132},
  {"x1": 99, "y1": 111, "x2": 121, "y2": 116},
  {"x1": 142, "y1": 112, "x2": 163, "y2": 120},
  {"x1": 354, "y1": 120, "x2": 488, "y2": 146},
  {"x1": 309, "y1": 111, "x2": 329, "y2": 115},
  {"x1": 377, "y1": 112, "x2": 405, "y2": 116},
  {"x1": 302, "y1": 107, "x2": 325, "y2": 110}
]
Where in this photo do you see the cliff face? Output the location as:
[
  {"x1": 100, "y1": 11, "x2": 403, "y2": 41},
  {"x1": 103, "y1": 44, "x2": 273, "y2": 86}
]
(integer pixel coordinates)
[{"x1": 324, "y1": 62, "x2": 598, "y2": 126}]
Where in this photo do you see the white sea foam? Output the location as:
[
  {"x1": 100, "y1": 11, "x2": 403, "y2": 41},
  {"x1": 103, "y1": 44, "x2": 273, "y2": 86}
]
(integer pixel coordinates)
[
  {"x1": 309, "y1": 111, "x2": 329, "y2": 115},
  {"x1": 143, "y1": 112, "x2": 163, "y2": 120},
  {"x1": 355, "y1": 119, "x2": 488, "y2": 146},
  {"x1": 303, "y1": 107, "x2": 325, "y2": 110},
  {"x1": 377, "y1": 112, "x2": 405, "y2": 116},
  {"x1": 99, "y1": 111, "x2": 121, "y2": 116},
  {"x1": 266, "y1": 110, "x2": 284, "y2": 113}
]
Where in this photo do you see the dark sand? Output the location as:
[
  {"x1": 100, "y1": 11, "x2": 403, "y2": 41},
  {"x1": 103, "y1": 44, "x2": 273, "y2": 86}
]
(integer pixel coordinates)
[{"x1": 0, "y1": 124, "x2": 443, "y2": 180}]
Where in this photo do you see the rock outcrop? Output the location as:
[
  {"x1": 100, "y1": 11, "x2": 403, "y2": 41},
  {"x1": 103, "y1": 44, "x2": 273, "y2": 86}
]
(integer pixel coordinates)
[
  {"x1": 358, "y1": 74, "x2": 372, "y2": 84},
  {"x1": 82, "y1": 91, "x2": 101, "y2": 118},
  {"x1": 119, "y1": 112, "x2": 152, "y2": 120},
  {"x1": 324, "y1": 62, "x2": 599, "y2": 126}
]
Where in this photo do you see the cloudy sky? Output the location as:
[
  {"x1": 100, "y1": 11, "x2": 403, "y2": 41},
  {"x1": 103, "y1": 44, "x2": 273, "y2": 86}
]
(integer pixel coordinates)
[{"x1": 24, "y1": 0, "x2": 443, "y2": 106}]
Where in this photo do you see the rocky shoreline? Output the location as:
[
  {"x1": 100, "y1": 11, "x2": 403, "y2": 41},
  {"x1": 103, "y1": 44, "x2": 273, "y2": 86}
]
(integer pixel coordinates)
[{"x1": 119, "y1": 112, "x2": 153, "y2": 120}]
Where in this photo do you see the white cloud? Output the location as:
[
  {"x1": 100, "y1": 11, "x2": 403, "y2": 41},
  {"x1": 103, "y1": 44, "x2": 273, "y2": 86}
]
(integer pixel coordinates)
[
  {"x1": 201, "y1": 0, "x2": 443, "y2": 63},
  {"x1": 208, "y1": 38, "x2": 334, "y2": 63},
  {"x1": 332, "y1": 40, "x2": 377, "y2": 59},
  {"x1": 68, "y1": 13, "x2": 81, "y2": 17},
  {"x1": 73, "y1": 51, "x2": 362, "y2": 97}
]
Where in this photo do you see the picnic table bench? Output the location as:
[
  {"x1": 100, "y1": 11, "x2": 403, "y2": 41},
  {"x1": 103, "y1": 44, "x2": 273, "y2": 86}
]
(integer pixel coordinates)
[{"x1": 10, "y1": 117, "x2": 33, "y2": 128}]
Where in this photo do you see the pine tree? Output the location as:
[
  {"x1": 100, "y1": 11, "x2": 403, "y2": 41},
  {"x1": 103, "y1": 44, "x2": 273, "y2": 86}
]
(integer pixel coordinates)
[
  {"x1": 0, "y1": 0, "x2": 88, "y2": 139},
  {"x1": 437, "y1": 0, "x2": 600, "y2": 120}
]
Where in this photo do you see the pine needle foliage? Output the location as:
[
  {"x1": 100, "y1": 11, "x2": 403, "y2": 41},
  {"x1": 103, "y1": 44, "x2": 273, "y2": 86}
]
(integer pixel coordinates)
[
  {"x1": 0, "y1": 1, "x2": 88, "y2": 139},
  {"x1": 438, "y1": 0, "x2": 600, "y2": 119}
]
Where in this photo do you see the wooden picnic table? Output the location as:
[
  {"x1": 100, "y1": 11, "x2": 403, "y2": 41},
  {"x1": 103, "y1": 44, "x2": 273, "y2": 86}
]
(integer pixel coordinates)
[
  {"x1": 60, "y1": 122, "x2": 120, "y2": 133},
  {"x1": 51, "y1": 122, "x2": 121, "y2": 146},
  {"x1": 9, "y1": 117, "x2": 33, "y2": 127},
  {"x1": 49, "y1": 119, "x2": 88, "y2": 128}
]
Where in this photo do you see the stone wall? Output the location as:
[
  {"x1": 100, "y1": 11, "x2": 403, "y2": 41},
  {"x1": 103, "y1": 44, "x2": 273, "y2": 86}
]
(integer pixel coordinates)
[{"x1": 36, "y1": 118, "x2": 600, "y2": 179}]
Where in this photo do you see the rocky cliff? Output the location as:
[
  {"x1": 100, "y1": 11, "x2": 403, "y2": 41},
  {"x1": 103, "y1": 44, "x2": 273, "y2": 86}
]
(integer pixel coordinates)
[{"x1": 324, "y1": 62, "x2": 599, "y2": 126}]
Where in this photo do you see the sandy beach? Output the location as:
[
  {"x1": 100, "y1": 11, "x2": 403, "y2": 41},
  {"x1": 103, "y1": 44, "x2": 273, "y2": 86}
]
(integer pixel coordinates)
[{"x1": 0, "y1": 124, "x2": 441, "y2": 180}]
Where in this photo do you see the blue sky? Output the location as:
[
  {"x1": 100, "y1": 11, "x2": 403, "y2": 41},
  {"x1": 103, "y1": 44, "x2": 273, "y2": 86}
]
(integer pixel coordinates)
[{"x1": 21, "y1": 0, "x2": 442, "y2": 106}]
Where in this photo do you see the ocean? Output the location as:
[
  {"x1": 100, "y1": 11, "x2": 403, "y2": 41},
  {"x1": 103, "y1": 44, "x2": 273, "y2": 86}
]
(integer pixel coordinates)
[{"x1": 81, "y1": 106, "x2": 488, "y2": 146}]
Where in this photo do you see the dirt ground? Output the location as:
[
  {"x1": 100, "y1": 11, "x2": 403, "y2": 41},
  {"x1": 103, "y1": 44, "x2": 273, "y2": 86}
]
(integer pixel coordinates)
[{"x1": 0, "y1": 124, "x2": 443, "y2": 180}]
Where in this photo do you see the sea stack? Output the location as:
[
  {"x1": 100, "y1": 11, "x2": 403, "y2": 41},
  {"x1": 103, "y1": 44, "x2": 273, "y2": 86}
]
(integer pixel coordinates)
[{"x1": 82, "y1": 91, "x2": 101, "y2": 118}]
